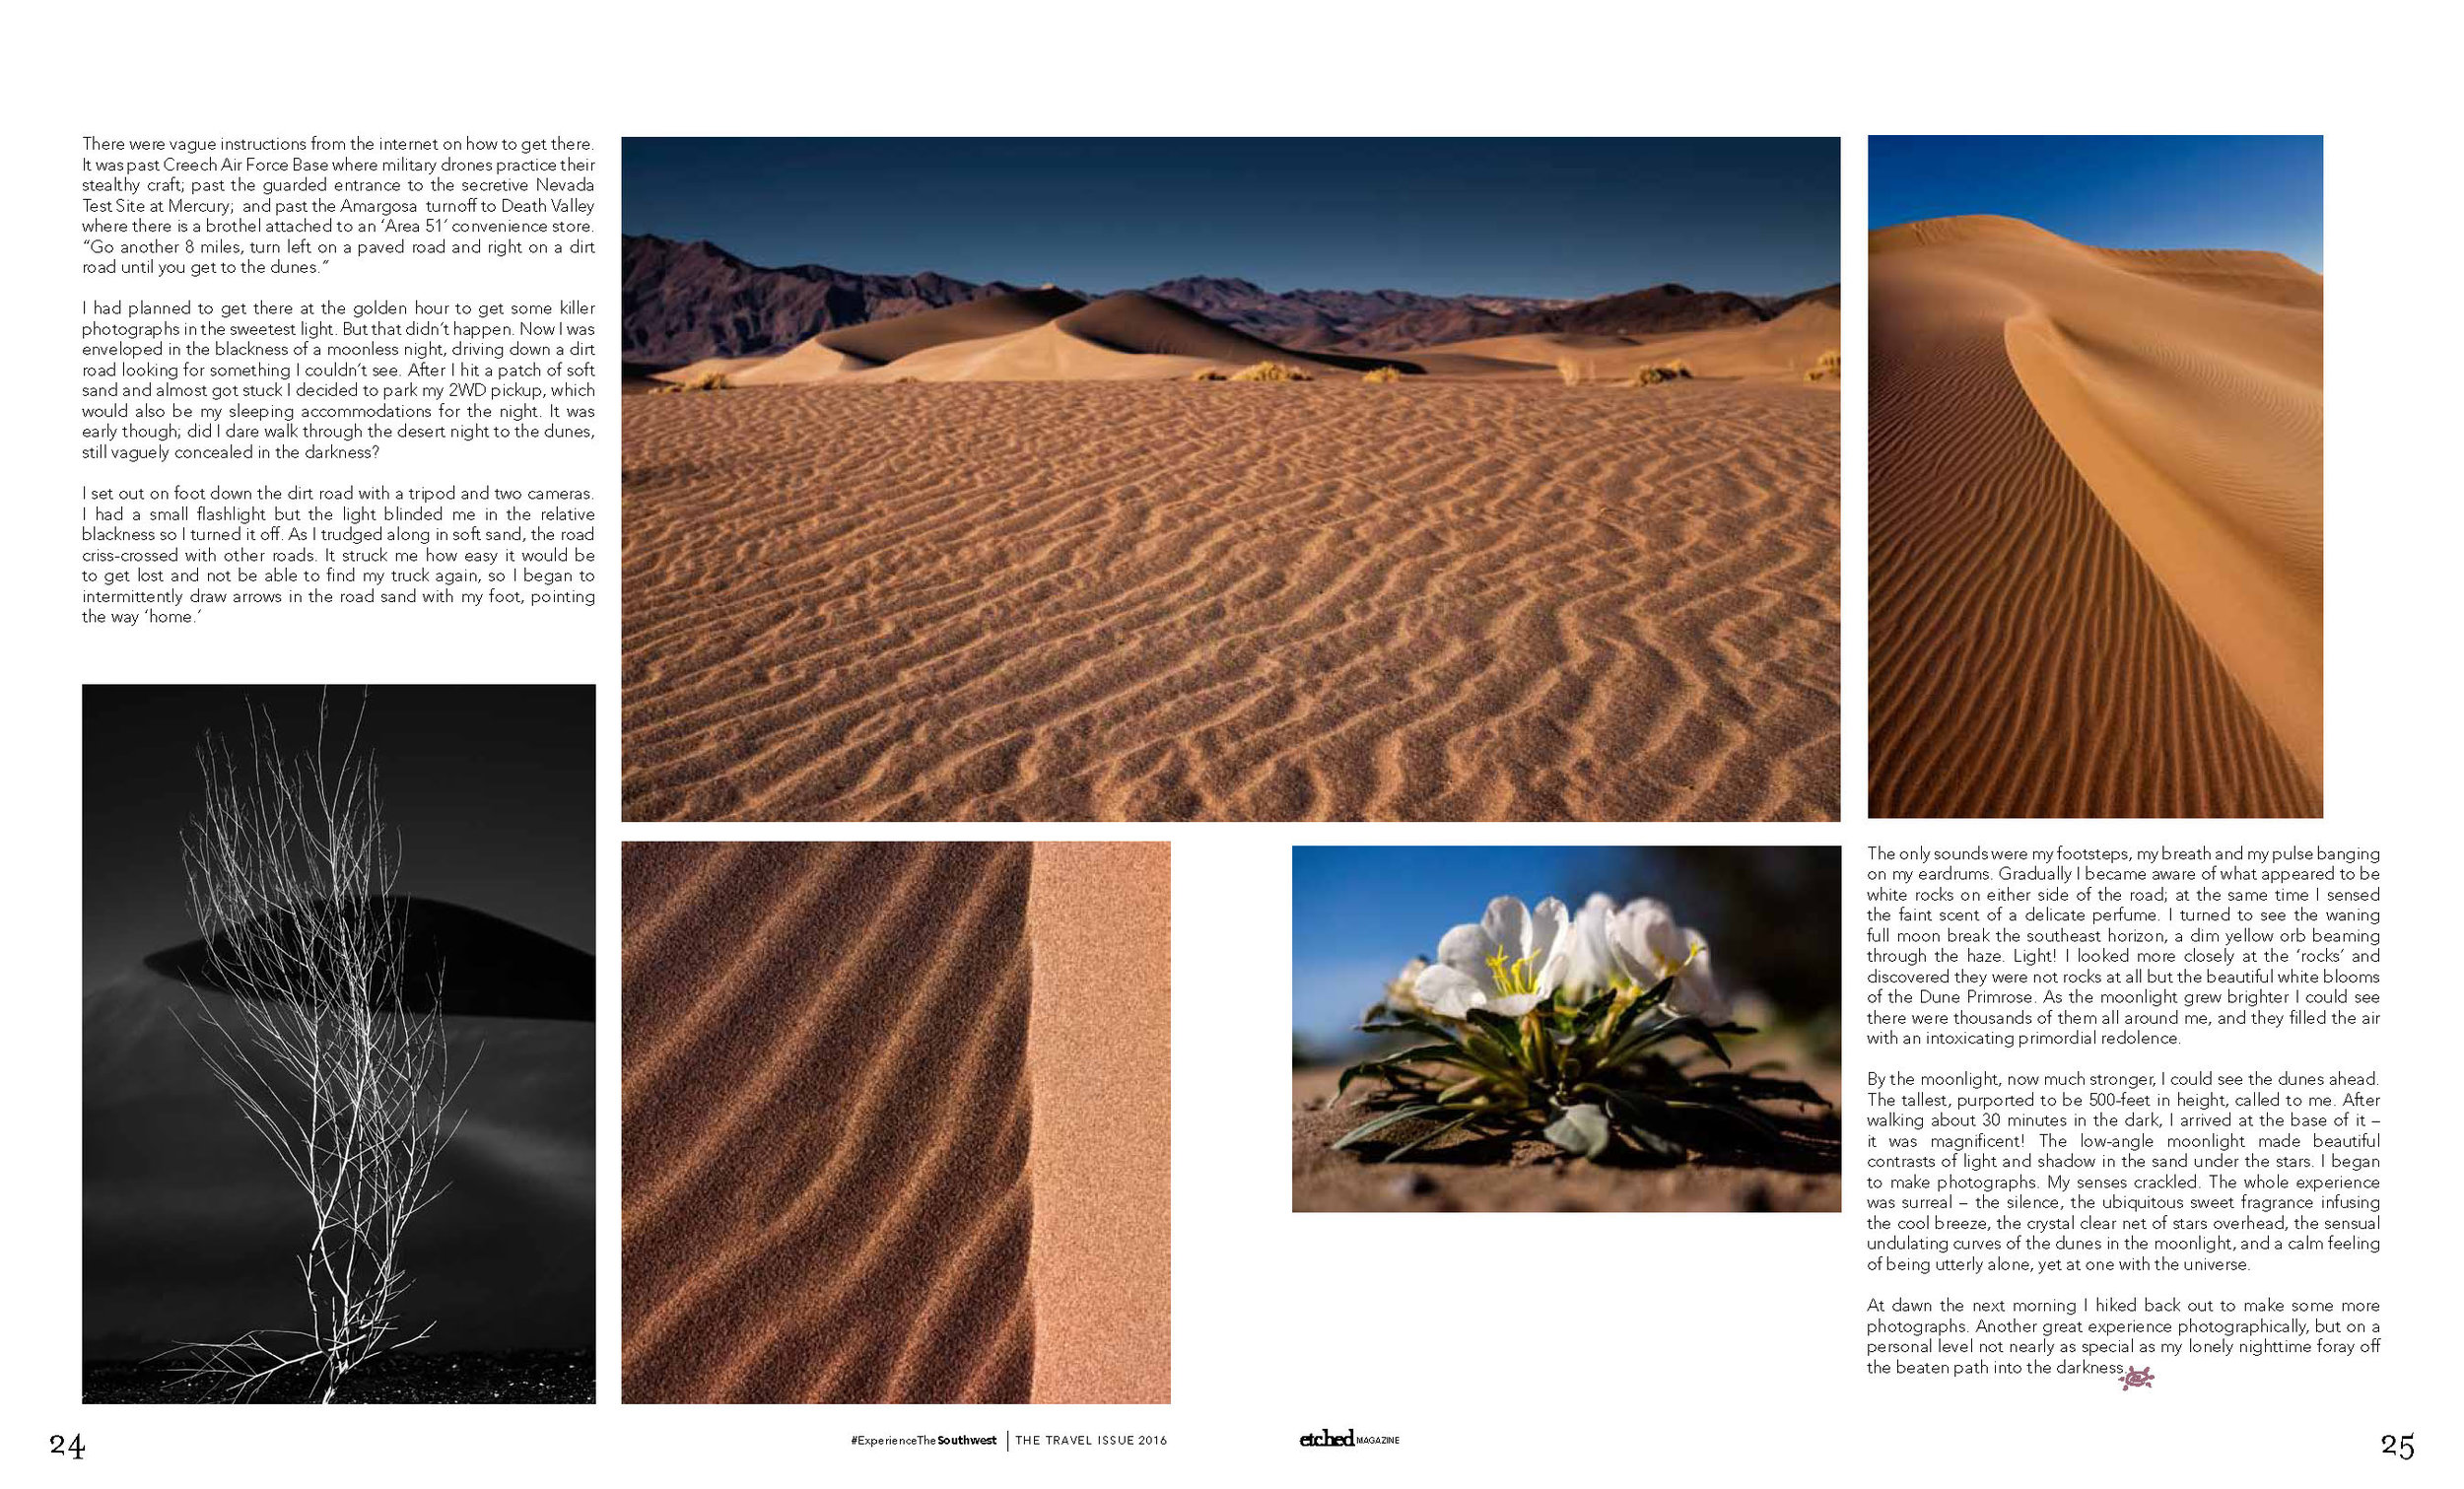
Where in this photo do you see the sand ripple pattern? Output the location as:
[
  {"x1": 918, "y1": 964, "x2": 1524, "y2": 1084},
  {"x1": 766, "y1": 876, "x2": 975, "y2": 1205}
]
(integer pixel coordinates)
[
  {"x1": 621, "y1": 842, "x2": 1034, "y2": 1402},
  {"x1": 623, "y1": 382, "x2": 1839, "y2": 821},
  {"x1": 1870, "y1": 262, "x2": 2320, "y2": 818}
]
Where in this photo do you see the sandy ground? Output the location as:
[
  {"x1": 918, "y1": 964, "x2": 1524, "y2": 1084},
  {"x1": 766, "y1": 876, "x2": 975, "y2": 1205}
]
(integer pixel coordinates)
[
  {"x1": 1870, "y1": 215, "x2": 2321, "y2": 817},
  {"x1": 1025, "y1": 844, "x2": 1171, "y2": 1403},
  {"x1": 1291, "y1": 1065, "x2": 1841, "y2": 1212},
  {"x1": 620, "y1": 842, "x2": 1170, "y2": 1403},
  {"x1": 84, "y1": 1351, "x2": 593, "y2": 1404},
  {"x1": 624, "y1": 378, "x2": 1838, "y2": 821}
]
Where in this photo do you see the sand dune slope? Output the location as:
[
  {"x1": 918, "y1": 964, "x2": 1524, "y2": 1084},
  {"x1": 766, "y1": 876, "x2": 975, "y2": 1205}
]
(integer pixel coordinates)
[
  {"x1": 621, "y1": 843, "x2": 1037, "y2": 1402},
  {"x1": 1428, "y1": 302, "x2": 1841, "y2": 383},
  {"x1": 623, "y1": 380, "x2": 1839, "y2": 821},
  {"x1": 1869, "y1": 215, "x2": 2321, "y2": 817},
  {"x1": 858, "y1": 292, "x2": 1414, "y2": 382}
]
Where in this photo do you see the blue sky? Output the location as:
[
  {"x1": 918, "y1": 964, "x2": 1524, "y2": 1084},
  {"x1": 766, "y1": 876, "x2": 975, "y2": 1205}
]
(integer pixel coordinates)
[
  {"x1": 1291, "y1": 846, "x2": 1839, "y2": 1049},
  {"x1": 1870, "y1": 135, "x2": 2322, "y2": 270},
  {"x1": 624, "y1": 138, "x2": 1840, "y2": 300}
]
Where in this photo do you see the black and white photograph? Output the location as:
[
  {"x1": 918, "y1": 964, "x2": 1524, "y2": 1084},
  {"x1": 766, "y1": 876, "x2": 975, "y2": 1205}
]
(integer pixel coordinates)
[{"x1": 82, "y1": 685, "x2": 595, "y2": 1403}]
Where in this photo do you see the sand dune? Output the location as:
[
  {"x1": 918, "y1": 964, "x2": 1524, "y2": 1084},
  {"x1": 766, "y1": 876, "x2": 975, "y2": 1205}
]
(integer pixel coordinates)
[
  {"x1": 665, "y1": 290, "x2": 1426, "y2": 386},
  {"x1": 620, "y1": 842, "x2": 1170, "y2": 1403},
  {"x1": 1426, "y1": 302, "x2": 1841, "y2": 382},
  {"x1": 1870, "y1": 215, "x2": 2321, "y2": 817},
  {"x1": 623, "y1": 379, "x2": 1839, "y2": 821},
  {"x1": 817, "y1": 286, "x2": 1089, "y2": 364}
]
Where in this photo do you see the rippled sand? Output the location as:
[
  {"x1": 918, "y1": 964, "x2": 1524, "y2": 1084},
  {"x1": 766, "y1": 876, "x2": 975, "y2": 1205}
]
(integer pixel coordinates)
[{"x1": 624, "y1": 380, "x2": 1839, "y2": 821}]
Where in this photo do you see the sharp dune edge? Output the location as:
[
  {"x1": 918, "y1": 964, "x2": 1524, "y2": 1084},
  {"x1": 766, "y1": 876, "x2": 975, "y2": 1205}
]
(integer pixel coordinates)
[
  {"x1": 619, "y1": 842, "x2": 1169, "y2": 1403},
  {"x1": 1869, "y1": 215, "x2": 2322, "y2": 818},
  {"x1": 624, "y1": 375, "x2": 1839, "y2": 821}
]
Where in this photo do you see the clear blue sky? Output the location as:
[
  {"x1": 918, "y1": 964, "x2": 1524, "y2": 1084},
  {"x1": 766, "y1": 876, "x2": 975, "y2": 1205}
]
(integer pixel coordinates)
[
  {"x1": 1291, "y1": 846, "x2": 1839, "y2": 1049},
  {"x1": 624, "y1": 138, "x2": 1840, "y2": 300},
  {"x1": 1870, "y1": 135, "x2": 2322, "y2": 270}
]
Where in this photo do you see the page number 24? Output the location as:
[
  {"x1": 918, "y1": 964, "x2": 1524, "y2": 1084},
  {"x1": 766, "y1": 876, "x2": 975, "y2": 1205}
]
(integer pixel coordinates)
[
  {"x1": 2381, "y1": 1435, "x2": 2415, "y2": 1461},
  {"x1": 47, "y1": 1436, "x2": 85, "y2": 1462}
]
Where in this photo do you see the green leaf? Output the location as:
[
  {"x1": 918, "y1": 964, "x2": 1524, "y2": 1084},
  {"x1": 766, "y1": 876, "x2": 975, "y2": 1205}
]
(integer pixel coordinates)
[
  {"x1": 1690, "y1": 1072, "x2": 1831, "y2": 1106},
  {"x1": 1354, "y1": 1015, "x2": 1463, "y2": 1043},
  {"x1": 1465, "y1": 1007, "x2": 1523, "y2": 1048},
  {"x1": 1383, "y1": 1111, "x2": 1485, "y2": 1163},
  {"x1": 1332, "y1": 1105, "x2": 1443, "y2": 1150},
  {"x1": 1542, "y1": 1103, "x2": 1611, "y2": 1159},
  {"x1": 1606, "y1": 978, "x2": 1675, "y2": 1043},
  {"x1": 1618, "y1": 1123, "x2": 1688, "y2": 1162}
]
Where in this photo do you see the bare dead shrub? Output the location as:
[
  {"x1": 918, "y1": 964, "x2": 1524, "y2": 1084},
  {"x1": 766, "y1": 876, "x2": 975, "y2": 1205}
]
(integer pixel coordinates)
[{"x1": 157, "y1": 693, "x2": 473, "y2": 1403}]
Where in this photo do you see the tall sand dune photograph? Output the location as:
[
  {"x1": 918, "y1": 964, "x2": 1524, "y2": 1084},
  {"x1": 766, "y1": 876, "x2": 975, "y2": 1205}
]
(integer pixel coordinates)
[
  {"x1": 622, "y1": 138, "x2": 1841, "y2": 822},
  {"x1": 1868, "y1": 137, "x2": 2322, "y2": 818}
]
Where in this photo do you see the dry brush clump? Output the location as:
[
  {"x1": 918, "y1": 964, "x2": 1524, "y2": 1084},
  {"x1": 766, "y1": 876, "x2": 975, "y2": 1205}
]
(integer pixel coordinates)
[
  {"x1": 1556, "y1": 357, "x2": 1584, "y2": 386},
  {"x1": 1805, "y1": 349, "x2": 1842, "y2": 382},
  {"x1": 1631, "y1": 362, "x2": 1693, "y2": 387},
  {"x1": 1361, "y1": 366, "x2": 1403, "y2": 384},
  {"x1": 651, "y1": 369, "x2": 732, "y2": 393},
  {"x1": 1229, "y1": 361, "x2": 1314, "y2": 382},
  {"x1": 1190, "y1": 370, "x2": 1227, "y2": 381},
  {"x1": 157, "y1": 694, "x2": 474, "y2": 1403}
]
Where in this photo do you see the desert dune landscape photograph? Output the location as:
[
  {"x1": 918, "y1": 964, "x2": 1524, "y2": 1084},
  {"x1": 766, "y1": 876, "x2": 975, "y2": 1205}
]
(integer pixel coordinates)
[
  {"x1": 621, "y1": 138, "x2": 1841, "y2": 822},
  {"x1": 1868, "y1": 136, "x2": 2322, "y2": 818}
]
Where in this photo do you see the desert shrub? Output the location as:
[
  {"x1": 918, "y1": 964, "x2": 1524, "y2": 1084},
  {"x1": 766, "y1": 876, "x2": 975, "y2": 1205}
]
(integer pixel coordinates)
[
  {"x1": 1362, "y1": 366, "x2": 1403, "y2": 384},
  {"x1": 1556, "y1": 357, "x2": 1583, "y2": 386},
  {"x1": 163, "y1": 694, "x2": 472, "y2": 1402},
  {"x1": 1632, "y1": 366, "x2": 1668, "y2": 386},
  {"x1": 1191, "y1": 370, "x2": 1227, "y2": 381},
  {"x1": 1805, "y1": 349, "x2": 1842, "y2": 382},
  {"x1": 1230, "y1": 361, "x2": 1314, "y2": 382},
  {"x1": 681, "y1": 369, "x2": 731, "y2": 391}
]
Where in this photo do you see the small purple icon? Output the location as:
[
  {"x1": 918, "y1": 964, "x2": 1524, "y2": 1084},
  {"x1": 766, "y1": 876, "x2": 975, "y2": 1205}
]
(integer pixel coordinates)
[{"x1": 2120, "y1": 1366, "x2": 2156, "y2": 1390}]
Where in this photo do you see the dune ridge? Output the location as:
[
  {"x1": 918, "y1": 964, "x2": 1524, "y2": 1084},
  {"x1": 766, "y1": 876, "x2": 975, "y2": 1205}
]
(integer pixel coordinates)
[
  {"x1": 623, "y1": 379, "x2": 1840, "y2": 821},
  {"x1": 621, "y1": 842, "x2": 1037, "y2": 1402},
  {"x1": 1869, "y1": 215, "x2": 2321, "y2": 817}
]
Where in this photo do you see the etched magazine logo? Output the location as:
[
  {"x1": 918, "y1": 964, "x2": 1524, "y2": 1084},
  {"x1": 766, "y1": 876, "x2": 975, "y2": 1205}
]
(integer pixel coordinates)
[{"x1": 1299, "y1": 1428, "x2": 1401, "y2": 1447}]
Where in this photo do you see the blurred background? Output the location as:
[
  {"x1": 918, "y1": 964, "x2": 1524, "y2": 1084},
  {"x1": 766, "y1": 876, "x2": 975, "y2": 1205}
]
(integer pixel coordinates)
[{"x1": 1291, "y1": 846, "x2": 1839, "y2": 1063}]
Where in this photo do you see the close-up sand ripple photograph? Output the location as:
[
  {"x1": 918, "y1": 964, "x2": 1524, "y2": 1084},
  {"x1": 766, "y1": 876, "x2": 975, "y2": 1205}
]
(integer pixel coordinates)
[
  {"x1": 620, "y1": 841, "x2": 1169, "y2": 1403},
  {"x1": 1869, "y1": 136, "x2": 2322, "y2": 818},
  {"x1": 621, "y1": 138, "x2": 1842, "y2": 823}
]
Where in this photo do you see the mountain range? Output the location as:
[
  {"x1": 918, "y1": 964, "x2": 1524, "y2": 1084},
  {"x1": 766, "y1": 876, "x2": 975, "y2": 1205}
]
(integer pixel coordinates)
[{"x1": 623, "y1": 235, "x2": 1837, "y2": 366}]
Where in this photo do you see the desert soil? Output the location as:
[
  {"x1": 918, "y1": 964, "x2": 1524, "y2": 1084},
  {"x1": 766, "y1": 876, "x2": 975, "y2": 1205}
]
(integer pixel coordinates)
[{"x1": 624, "y1": 379, "x2": 1838, "y2": 821}]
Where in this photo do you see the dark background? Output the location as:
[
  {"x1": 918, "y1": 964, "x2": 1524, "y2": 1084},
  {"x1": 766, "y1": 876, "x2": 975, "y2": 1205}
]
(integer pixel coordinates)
[{"x1": 83, "y1": 684, "x2": 596, "y2": 1372}]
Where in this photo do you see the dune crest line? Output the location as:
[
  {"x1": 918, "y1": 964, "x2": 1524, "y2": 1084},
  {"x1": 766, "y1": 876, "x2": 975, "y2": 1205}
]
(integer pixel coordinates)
[{"x1": 1870, "y1": 216, "x2": 2321, "y2": 818}]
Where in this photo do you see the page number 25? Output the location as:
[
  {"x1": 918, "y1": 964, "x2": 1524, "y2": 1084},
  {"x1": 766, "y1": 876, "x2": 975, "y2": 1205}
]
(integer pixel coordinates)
[{"x1": 2381, "y1": 1435, "x2": 2415, "y2": 1461}]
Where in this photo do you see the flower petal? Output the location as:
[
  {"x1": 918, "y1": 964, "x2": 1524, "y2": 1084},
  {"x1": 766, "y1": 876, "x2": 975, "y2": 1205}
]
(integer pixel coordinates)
[
  {"x1": 1413, "y1": 963, "x2": 1488, "y2": 1020},
  {"x1": 1528, "y1": 897, "x2": 1568, "y2": 965},
  {"x1": 1669, "y1": 933, "x2": 1729, "y2": 1021},
  {"x1": 1436, "y1": 921, "x2": 1500, "y2": 981},
  {"x1": 1484, "y1": 990, "x2": 1544, "y2": 1018},
  {"x1": 1480, "y1": 897, "x2": 1530, "y2": 961}
]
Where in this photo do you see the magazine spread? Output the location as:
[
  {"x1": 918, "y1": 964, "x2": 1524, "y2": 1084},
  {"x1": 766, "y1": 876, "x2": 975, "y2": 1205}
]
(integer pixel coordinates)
[{"x1": 11, "y1": 7, "x2": 2452, "y2": 1484}]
